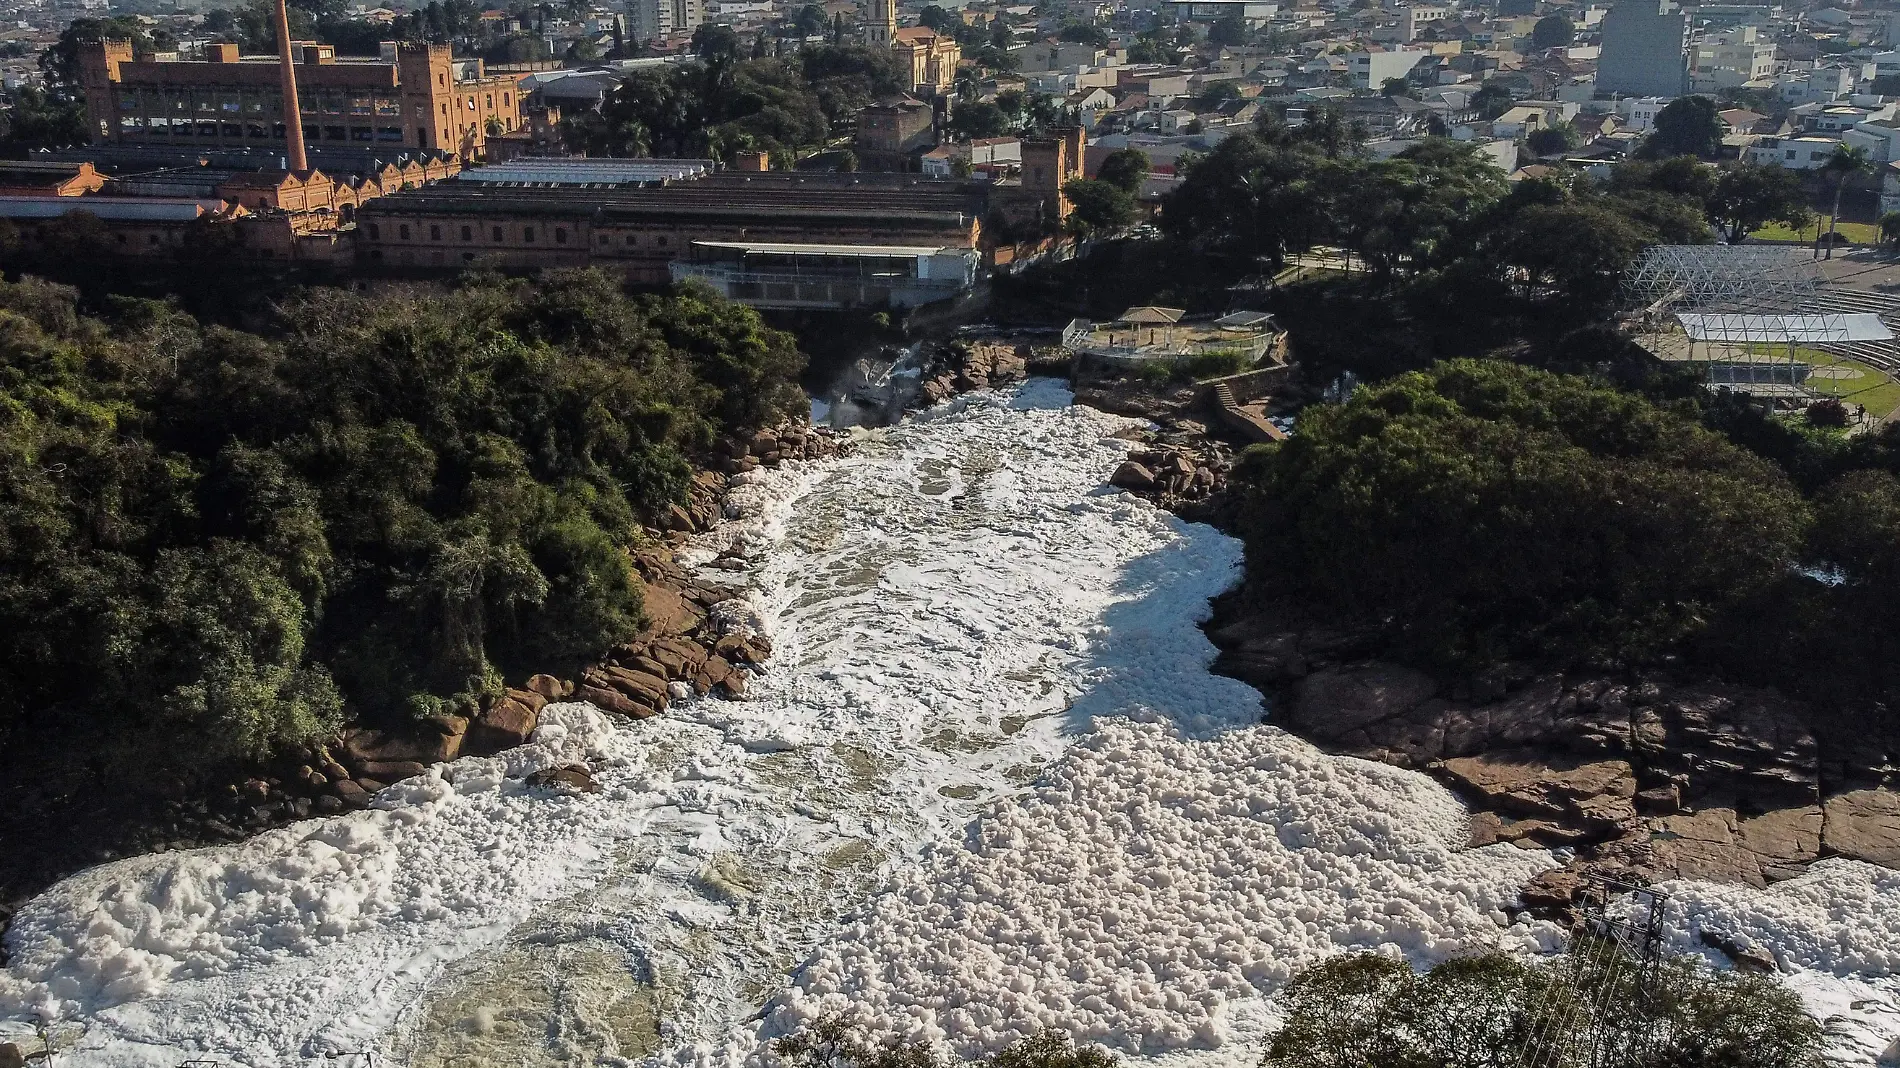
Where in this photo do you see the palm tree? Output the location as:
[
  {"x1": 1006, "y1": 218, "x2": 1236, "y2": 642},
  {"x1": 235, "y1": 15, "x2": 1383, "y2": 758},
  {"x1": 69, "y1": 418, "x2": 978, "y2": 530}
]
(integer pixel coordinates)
[{"x1": 1821, "y1": 142, "x2": 1870, "y2": 260}]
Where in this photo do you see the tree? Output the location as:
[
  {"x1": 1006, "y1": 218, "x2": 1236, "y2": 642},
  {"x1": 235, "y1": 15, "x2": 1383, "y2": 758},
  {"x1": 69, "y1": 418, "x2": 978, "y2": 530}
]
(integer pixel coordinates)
[
  {"x1": 1096, "y1": 147, "x2": 1151, "y2": 195},
  {"x1": 1531, "y1": 13, "x2": 1574, "y2": 48},
  {"x1": 1642, "y1": 95, "x2": 1725, "y2": 159},
  {"x1": 1495, "y1": 200, "x2": 1657, "y2": 307},
  {"x1": 1056, "y1": 20, "x2": 1108, "y2": 44},
  {"x1": 1161, "y1": 132, "x2": 1328, "y2": 269},
  {"x1": 1208, "y1": 11, "x2": 1247, "y2": 45},
  {"x1": 1883, "y1": 210, "x2": 1900, "y2": 248},
  {"x1": 1525, "y1": 121, "x2": 1578, "y2": 156},
  {"x1": 1232, "y1": 359, "x2": 1808, "y2": 665},
  {"x1": 1471, "y1": 82, "x2": 1513, "y2": 120},
  {"x1": 1821, "y1": 141, "x2": 1870, "y2": 259},
  {"x1": 693, "y1": 22, "x2": 743, "y2": 64},
  {"x1": 1707, "y1": 161, "x2": 1813, "y2": 243},
  {"x1": 949, "y1": 99, "x2": 1010, "y2": 139},
  {"x1": 918, "y1": 4, "x2": 957, "y2": 31},
  {"x1": 1062, "y1": 178, "x2": 1138, "y2": 235},
  {"x1": 0, "y1": 86, "x2": 88, "y2": 150}
]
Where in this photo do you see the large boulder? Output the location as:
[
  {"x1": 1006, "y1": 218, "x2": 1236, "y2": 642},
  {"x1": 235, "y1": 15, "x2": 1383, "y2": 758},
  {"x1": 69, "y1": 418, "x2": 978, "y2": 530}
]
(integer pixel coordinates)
[
  {"x1": 1291, "y1": 663, "x2": 1437, "y2": 743},
  {"x1": 1823, "y1": 789, "x2": 1900, "y2": 868},
  {"x1": 467, "y1": 695, "x2": 538, "y2": 754}
]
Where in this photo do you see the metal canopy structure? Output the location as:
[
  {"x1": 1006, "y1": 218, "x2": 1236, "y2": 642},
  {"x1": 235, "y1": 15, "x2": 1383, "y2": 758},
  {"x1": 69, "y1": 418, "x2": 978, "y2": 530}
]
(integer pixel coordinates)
[
  {"x1": 1677, "y1": 312, "x2": 1894, "y2": 344},
  {"x1": 1622, "y1": 244, "x2": 1820, "y2": 318}
]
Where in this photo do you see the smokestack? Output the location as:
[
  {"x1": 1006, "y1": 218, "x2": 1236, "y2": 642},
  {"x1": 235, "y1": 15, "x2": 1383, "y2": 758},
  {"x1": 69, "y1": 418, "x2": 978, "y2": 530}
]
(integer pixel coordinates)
[{"x1": 273, "y1": 0, "x2": 309, "y2": 173}]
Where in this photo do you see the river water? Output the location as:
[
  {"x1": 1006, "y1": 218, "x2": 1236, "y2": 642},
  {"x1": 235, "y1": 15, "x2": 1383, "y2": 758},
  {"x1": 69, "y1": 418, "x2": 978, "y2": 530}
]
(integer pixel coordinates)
[{"x1": 4, "y1": 382, "x2": 1900, "y2": 1067}]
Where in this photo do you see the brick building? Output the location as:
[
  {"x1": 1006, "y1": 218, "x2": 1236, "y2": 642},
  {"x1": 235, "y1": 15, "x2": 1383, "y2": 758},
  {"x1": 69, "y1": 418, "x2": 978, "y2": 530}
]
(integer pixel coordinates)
[
  {"x1": 354, "y1": 170, "x2": 987, "y2": 280},
  {"x1": 0, "y1": 161, "x2": 109, "y2": 196},
  {"x1": 80, "y1": 39, "x2": 525, "y2": 161}
]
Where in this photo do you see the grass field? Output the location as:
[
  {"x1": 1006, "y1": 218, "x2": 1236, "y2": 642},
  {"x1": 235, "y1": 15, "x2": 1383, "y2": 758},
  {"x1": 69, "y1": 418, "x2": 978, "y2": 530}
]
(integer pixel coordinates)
[
  {"x1": 1750, "y1": 216, "x2": 1882, "y2": 245},
  {"x1": 1792, "y1": 347, "x2": 1900, "y2": 421}
]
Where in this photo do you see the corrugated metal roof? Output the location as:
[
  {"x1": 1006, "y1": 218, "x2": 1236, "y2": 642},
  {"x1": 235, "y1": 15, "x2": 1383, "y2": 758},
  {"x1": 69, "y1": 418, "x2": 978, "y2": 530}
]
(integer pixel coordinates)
[
  {"x1": 0, "y1": 196, "x2": 220, "y2": 220},
  {"x1": 693, "y1": 240, "x2": 963, "y2": 257},
  {"x1": 459, "y1": 158, "x2": 712, "y2": 186}
]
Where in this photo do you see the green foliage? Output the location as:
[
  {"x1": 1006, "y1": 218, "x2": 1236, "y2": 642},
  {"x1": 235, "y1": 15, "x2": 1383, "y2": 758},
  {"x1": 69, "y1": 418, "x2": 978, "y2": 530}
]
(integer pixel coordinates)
[
  {"x1": 0, "y1": 86, "x2": 89, "y2": 150},
  {"x1": 1525, "y1": 121, "x2": 1578, "y2": 156},
  {"x1": 951, "y1": 100, "x2": 1012, "y2": 139},
  {"x1": 774, "y1": 1018, "x2": 1112, "y2": 1068},
  {"x1": 0, "y1": 271, "x2": 805, "y2": 784},
  {"x1": 1096, "y1": 148, "x2": 1150, "y2": 195},
  {"x1": 1709, "y1": 161, "x2": 1812, "y2": 243},
  {"x1": 1232, "y1": 359, "x2": 1809, "y2": 666},
  {"x1": 1263, "y1": 949, "x2": 1824, "y2": 1068},
  {"x1": 1062, "y1": 178, "x2": 1138, "y2": 235},
  {"x1": 1531, "y1": 13, "x2": 1574, "y2": 48},
  {"x1": 1641, "y1": 96, "x2": 1725, "y2": 160},
  {"x1": 565, "y1": 45, "x2": 902, "y2": 159}
]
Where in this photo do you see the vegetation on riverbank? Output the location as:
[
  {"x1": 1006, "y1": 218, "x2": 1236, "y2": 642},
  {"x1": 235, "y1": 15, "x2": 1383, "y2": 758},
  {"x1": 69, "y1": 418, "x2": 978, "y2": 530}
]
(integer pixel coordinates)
[{"x1": 0, "y1": 269, "x2": 805, "y2": 788}]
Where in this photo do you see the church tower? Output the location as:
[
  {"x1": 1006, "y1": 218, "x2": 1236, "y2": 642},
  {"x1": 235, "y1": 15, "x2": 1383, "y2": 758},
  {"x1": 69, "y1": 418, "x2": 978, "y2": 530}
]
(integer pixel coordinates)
[{"x1": 866, "y1": 0, "x2": 895, "y2": 47}]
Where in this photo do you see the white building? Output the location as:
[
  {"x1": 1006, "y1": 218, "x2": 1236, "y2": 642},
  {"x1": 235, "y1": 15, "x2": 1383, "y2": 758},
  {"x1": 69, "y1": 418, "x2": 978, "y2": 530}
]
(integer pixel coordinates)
[
  {"x1": 1618, "y1": 95, "x2": 1672, "y2": 131},
  {"x1": 1690, "y1": 25, "x2": 1776, "y2": 91},
  {"x1": 1348, "y1": 48, "x2": 1428, "y2": 89},
  {"x1": 1750, "y1": 134, "x2": 1845, "y2": 168}
]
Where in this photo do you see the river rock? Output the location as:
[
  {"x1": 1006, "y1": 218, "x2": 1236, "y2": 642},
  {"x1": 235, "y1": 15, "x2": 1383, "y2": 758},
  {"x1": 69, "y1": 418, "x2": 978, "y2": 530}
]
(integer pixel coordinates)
[
  {"x1": 468, "y1": 696, "x2": 539, "y2": 754},
  {"x1": 1699, "y1": 928, "x2": 1779, "y2": 972},
  {"x1": 1110, "y1": 461, "x2": 1157, "y2": 492},
  {"x1": 601, "y1": 665, "x2": 669, "y2": 706},
  {"x1": 1823, "y1": 789, "x2": 1900, "y2": 868},
  {"x1": 0, "y1": 1041, "x2": 26, "y2": 1068},
  {"x1": 528, "y1": 765, "x2": 600, "y2": 794},
  {"x1": 578, "y1": 683, "x2": 651, "y2": 719},
  {"x1": 1291, "y1": 662, "x2": 1437, "y2": 743},
  {"x1": 356, "y1": 759, "x2": 428, "y2": 782},
  {"x1": 525, "y1": 673, "x2": 568, "y2": 700},
  {"x1": 332, "y1": 779, "x2": 370, "y2": 807}
]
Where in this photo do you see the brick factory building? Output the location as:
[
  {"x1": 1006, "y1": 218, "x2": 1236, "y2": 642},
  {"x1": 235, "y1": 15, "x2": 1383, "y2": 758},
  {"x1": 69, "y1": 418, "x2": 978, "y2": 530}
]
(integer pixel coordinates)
[{"x1": 80, "y1": 39, "x2": 525, "y2": 161}]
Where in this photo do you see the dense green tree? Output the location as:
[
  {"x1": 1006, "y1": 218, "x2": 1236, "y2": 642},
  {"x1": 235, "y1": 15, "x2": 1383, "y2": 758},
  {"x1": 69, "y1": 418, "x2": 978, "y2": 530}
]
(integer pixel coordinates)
[
  {"x1": 1056, "y1": 20, "x2": 1108, "y2": 44},
  {"x1": 1062, "y1": 178, "x2": 1138, "y2": 235},
  {"x1": 950, "y1": 99, "x2": 1011, "y2": 139},
  {"x1": 0, "y1": 86, "x2": 88, "y2": 150},
  {"x1": 1160, "y1": 132, "x2": 1328, "y2": 269},
  {"x1": 0, "y1": 270, "x2": 805, "y2": 786},
  {"x1": 1233, "y1": 359, "x2": 1808, "y2": 665},
  {"x1": 1208, "y1": 11, "x2": 1247, "y2": 44},
  {"x1": 1525, "y1": 121, "x2": 1578, "y2": 156},
  {"x1": 1642, "y1": 95, "x2": 1725, "y2": 159},
  {"x1": 1096, "y1": 147, "x2": 1151, "y2": 195},
  {"x1": 1707, "y1": 160, "x2": 1812, "y2": 242},
  {"x1": 1531, "y1": 13, "x2": 1574, "y2": 48}
]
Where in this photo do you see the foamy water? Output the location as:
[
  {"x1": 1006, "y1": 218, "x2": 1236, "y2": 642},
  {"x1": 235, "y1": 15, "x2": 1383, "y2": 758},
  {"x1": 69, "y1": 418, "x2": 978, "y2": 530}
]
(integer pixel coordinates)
[{"x1": 3, "y1": 381, "x2": 1898, "y2": 1067}]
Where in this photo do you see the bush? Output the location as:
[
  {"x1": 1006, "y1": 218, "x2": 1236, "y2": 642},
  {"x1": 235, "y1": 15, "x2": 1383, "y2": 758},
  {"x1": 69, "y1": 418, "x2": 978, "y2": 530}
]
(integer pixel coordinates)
[
  {"x1": 1232, "y1": 359, "x2": 1809, "y2": 666},
  {"x1": 1263, "y1": 947, "x2": 1824, "y2": 1068}
]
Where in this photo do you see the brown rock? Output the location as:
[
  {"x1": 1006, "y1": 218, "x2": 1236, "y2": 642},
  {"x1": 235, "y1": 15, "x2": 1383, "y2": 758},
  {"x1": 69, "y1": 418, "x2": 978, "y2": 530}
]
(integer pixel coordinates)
[
  {"x1": 525, "y1": 673, "x2": 567, "y2": 701},
  {"x1": 700, "y1": 654, "x2": 734, "y2": 684},
  {"x1": 628, "y1": 654, "x2": 673, "y2": 680},
  {"x1": 505, "y1": 688, "x2": 548, "y2": 715},
  {"x1": 357, "y1": 759, "x2": 429, "y2": 782},
  {"x1": 1437, "y1": 752, "x2": 1635, "y2": 820},
  {"x1": 602, "y1": 665, "x2": 668, "y2": 703},
  {"x1": 1, "y1": 1042, "x2": 28, "y2": 1068},
  {"x1": 715, "y1": 633, "x2": 768, "y2": 666},
  {"x1": 653, "y1": 636, "x2": 710, "y2": 670},
  {"x1": 717, "y1": 672, "x2": 748, "y2": 698},
  {"x1": 639, "y1": 578, "x2": 706, "y2": 636},
  {"x1": 1823, "y1": 789, "x2": 1900, "y2": 868},
  {"x1": 528, "y1": 765, "x2": 601, "y2": 793},
  {"x1": 332, "y1": 779, "x2": 370, "y2": 807},
  {"x1": 1292, "y1": 663, "x2": 1438, "y2": 742},
  {"x1": 1700, "y1": 928, "x2": 1779, "y2": 972},
  {"x1": 578, "y1": 683, "x2": 644, "y2": 719},
  {"x1": 468, "y1": 696, "x2": 539, "y2": 754},
  {"x1": 1636, "y1": 785, "x2": 1681, "y2": 815},
  {"x1": 1110, "y1": 461, "x2": 1158, "y2": 492},
  {"x1": 1651, "y1": 809, "x2": 1764, "y2": 886},
  {"x1": 665, "y1": 503, "x2": 696, "y2": 532},
  {"x1": 1519, "y1": 869, "x2": 1584, "y2": 911}
]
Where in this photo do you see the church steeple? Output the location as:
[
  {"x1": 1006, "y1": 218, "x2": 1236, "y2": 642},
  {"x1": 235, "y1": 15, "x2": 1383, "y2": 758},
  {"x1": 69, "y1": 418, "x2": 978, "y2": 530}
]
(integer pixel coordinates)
[{"x1": 866, "y1": 0, "x2": 894, "y2": 47}]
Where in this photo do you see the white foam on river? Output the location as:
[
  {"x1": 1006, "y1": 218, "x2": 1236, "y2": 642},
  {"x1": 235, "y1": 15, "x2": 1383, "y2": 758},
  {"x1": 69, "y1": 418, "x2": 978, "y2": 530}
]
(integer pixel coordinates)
[{"x1": 3, "y1": 380, "x2": 1898, "y2": 1067}]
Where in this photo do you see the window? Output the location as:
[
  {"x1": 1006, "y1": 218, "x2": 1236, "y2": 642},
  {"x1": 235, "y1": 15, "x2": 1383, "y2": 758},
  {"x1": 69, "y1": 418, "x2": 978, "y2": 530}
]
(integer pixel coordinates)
[
  {"x1": 461, "y1": 225, "x2": 472, "y2": 240},
  {"x1": 554, "y1": 227, "x2": 567, "y2": 244},
  {"x1": 463, "y1": 252, "x2": 475, "y2": 261},
  {"x1": 624, "y1": 234, "x2": 636, "y2": 246},
  {"x1": 399, "y1": 224, "x2": 411, "y2": 240},
  {"x1": 351, "y1": 127, "x2": 373, "y2": 141},
  {"x1": 368, "y1": 223, "x2": 381, "y2": 239},
  {"x1": 657, "y1": 236, "x2": 667, "y2": 247},
  {"x1": 369, "y1": 249, "x2": 383, "y2": 261},
  {"x1": 223, "y1": 123, "x2": 242, "y2": 136},
  {"x1": 598, "y1": 233, "x2": 609, "y2": 245},
  {"x1": 115, "y1": 233, "x2": 126, "y2": 244},
  {"x1": 148, "y1": 234, "x2": 159, "y2": 245},
  {"x1": 324, "y1": 125, "x2": 346, "y2": 140},
  {"x1": 486, "y1": 94, "x2": 493, "y2": 108},
  {"x1": 524, "y1": 226, "x2": 535, "y2": 242},
  {"x1": 430, "y1": 225, "x2": 441, "y2": 240},
  {"x1": 503, "y1": 93, "x2": 510, "y2": 106},
  {"x1": 492, "y1": 225, "x2": 503, "y2": 241}
]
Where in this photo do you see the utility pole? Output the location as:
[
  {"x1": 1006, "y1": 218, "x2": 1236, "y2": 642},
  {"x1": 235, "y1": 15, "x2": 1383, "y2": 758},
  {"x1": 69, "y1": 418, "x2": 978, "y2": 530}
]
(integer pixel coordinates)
[{"x1": 273, "y1": 0, "x2": 309, "y2": 173}]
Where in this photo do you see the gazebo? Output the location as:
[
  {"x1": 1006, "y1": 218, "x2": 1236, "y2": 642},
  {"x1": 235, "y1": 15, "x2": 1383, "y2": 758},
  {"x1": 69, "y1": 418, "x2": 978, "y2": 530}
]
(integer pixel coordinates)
[{"x1": 1114, "y1": 305, "x2": 1185, "y2": 348}]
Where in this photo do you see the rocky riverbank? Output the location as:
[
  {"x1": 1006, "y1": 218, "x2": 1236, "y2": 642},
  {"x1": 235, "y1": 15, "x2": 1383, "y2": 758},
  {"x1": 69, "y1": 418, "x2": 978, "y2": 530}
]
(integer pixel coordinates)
[
  {"x1": 0, "y1": 424, "x2": 844, "y2": 929},
  {"x1": 1200, "y1": 592, "x2": 1900, "y2": 935}
]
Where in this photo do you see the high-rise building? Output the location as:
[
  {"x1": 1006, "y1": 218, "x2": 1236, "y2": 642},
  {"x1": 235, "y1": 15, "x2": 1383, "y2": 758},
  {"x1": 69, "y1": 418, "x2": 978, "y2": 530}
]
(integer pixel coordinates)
[
  {"x1": 79, "y1": 40, "x2": 524, "y2": 160},
  {"x1": 630, "y1": 0, "x2": 674, "y2": 41},
  {"x1": 1597, "y1": 0, "x2": 1690, "y2": 98}
]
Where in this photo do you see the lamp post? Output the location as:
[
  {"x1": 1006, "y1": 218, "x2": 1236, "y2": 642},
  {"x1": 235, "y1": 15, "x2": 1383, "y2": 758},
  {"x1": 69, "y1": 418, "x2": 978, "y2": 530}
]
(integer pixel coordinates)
[{"x1": 273, "y1": 0, "x2": 309, "y2": 173}]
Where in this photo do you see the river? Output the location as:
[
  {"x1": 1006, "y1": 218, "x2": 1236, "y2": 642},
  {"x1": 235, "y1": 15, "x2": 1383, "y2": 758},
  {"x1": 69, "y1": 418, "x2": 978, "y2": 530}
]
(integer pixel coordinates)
[{"x1": 3, "y1": 382, "x2": 1899, "y2": 1066}]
